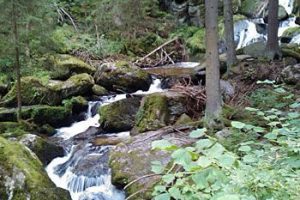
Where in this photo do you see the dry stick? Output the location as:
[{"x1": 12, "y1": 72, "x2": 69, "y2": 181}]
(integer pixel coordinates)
[
  {"x1": 161, "y1": 48, "x2": 175, "y2": 64},
  {"x1": 125, "y1": 188, "x2": 149, "y2": 200},
  {"x1": 59, "y1": 7, "x2": 78, "y2": 32},
  {"x1": 136, "y1": 37, "x2": 178, "y2": 63},
  {"x1": 124, "y1": 174, "x2": 161, "y2": 190}
]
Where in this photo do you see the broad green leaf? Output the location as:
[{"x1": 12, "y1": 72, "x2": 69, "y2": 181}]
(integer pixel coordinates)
[
  {"x1": 288, "y1": 112, "x2": 300, "y2": 119},
  {"x1": 154, "y1": 193, "x2": 171, "y2": 200},
  {"x1": 264, "y1": 132, "x2": 277, "y2": 140},
  {"x1": 205, "y1": 143, "x2": 225, "y2": 158},
  {"x1": 274, "y1": 87, "x2": 286, "y2": 93},
  {"x1": 290, "y1": 102, "x2": 300, "y2": 109},
  {"x1": 189, "y1": 128, "x2": 207, "y2": 138},
  {"x1": 231, "y1": 121, "x2": 246, "y2": 129},
  {"x1": 196, "y1": 139, "x2": 213, "y2": 150},
  {"x1": 152, "y1": 140, "x2": 177, "y2": 151},
  {"x1": 217, "y1": 153, "x2": 236, "y2": 168},
  {"x1": 215, "y1": 194, "x2": 240, "y2": 200},
  {"x1": 268, "y1": 121, "x2": 281, "y2": 127},
  {"x1": 197, "y1": 156, "x2": 214, "y2": 168},
  {"x1": 162, "y1": 174, "x2": 175, "y2": 184},
  {"x1": 253, "y1": 126, "x2": 265, "y2": 133},
  {"x1": 171, "y1": 149, "x2": 192, "y2": 167},
  {"x1": 238, "y1": 145, "x2": 251, "y2": 152},
  {"x1": 245, "y1": 107, "x2": 259, "y2": 112},
  {"x1": 243, "y1": 154, "x2": 257, "y2": 163},
  {"x1": 257, "y1": 80, "x2": 275, "y2": 84},
  {"x1": 154, "y1": 185, "x2": 167, "y2": 193},
  {"x1": 192, "y1": 171, "x2": 209, "y2": 189},
  {"x1": 168, "y1": 187, "x2": 181, "y2": 200},
  {"x1": 151, "y1": 161, "x2": 165, "y2": 174}
]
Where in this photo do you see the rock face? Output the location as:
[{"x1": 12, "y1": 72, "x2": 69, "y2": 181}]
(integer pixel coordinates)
[
  {"x1": 0, "y1": 105, "x2": 72, "y2": 128},
  {"x1": 281, "y1": 64, "x2": 300, "y2": 85},
  {"x1": 109, "y1": 127, "x2": 196, "y2": 200},
  {"x1": 49, "y1": 54, "x2": 96, "y2": 80},
  {"x1": 0, "y1": 137, "x2": 71, "y2": 200},
  {"x1": 19, "y1": 134, "x2": 64, "y2": 165},
  {"x1": 92, "y1": 84, "x2": 108, "y2": 96},
  {"x1": 2, "y1": 73, "x2": 94, "y2": 106},
  {"x1": 94, "y1": 62, "x2": 152, "y2": 93},
  {"x1": 133, "y1": 91, "x2": 190, "y2": 134},
  {"x1": 99, "y1": 96, "x2": 142, "y2": 133}
]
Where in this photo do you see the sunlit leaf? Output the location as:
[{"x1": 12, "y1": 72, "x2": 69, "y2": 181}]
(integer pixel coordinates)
[
  {"x1": 231, "y1": 121, "x2": 246, "y2": 129},
  {"x1": 189, "y1": 128, "x2": 207, "y2": 138}
]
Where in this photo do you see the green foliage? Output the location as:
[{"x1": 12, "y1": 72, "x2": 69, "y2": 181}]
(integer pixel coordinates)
[{"x1": 152, "y1": 98, "x2": 300, "y2": 199}]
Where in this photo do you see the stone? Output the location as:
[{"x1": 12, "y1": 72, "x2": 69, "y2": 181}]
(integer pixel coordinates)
[
  {"x1": 49, "y1": 54, "x2": 96, "y2": 80},
  {"x1": 109, "y1": 127, "x2": 196, "y2": 199},
  {"x1": 99, "y1": 96, "x2": 142, "y2": 133},
  {"x1": 92, "y1": 84, "x2": 108, "y2": 96},
  {"x1": 281, "y1": 64, "x2": 300, "y2": 85},
  {"x1": 94, "y1": 62, "x2": 152, "y2": 93},
  {"x1": 19, "y1": 134, "x2": 64, "y2": 165},
  {"x1": 0, "y1": 137, "x2": 71, "y2": 199}
]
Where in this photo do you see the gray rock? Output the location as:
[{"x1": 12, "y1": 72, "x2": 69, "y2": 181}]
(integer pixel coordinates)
[{"x1": 281, "y1": 64, "x2": 300, "y2": 85}]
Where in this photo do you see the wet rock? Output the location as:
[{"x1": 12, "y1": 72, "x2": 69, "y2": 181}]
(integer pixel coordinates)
[
  {"x1": 92, "y1": 84, "x2": 108, "y2": 96},
  {"x1": 0, "y1": 105, "x2": 72, "y2": 128},
  {"x1": 49, "y1": 54, "x2": 96, "y2": 80},
  {"x1": 133, "y1": 91, "x2": 190, "y2": 134},
  {"x1": 110, "y1": 126, "x2": 196, "y2": 199},
  {"x1": 94, "y1": 62, "x2": 152, "y2": 93},
  {"x1": 175, "y1": 113, "x2": 193, "y2": 125},
  {"x1": 99, "y1": 96, "x2": 142, "y2": 133},
  {"x1": 281, "y1": 64, "x2": 300, "y2": 85},
  {"x1": 19, "y1": 134, "x2": 64, "y2": 165},
  {"x1": 0, "y1": 137, "x2": 71, "y2": 199}
]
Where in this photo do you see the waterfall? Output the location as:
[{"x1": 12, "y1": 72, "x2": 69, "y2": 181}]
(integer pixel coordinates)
[{"x1": 46, "y1": 79, "x2": 163, "y2": 200}]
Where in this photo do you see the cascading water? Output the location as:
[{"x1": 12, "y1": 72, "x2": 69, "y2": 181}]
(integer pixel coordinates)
[
  {"x1": 46, "y1": 79, "x2": 163, "y2": 200},
  {"x1": 235, "y1": 0, "x2": 299, "y2": 49}
]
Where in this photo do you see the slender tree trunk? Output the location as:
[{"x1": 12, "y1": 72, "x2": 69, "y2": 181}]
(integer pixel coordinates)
[
  {"x1": 224, "y1": 0, "x2": 237, "y2": 71},
  {"x1": 266, "y1": 0, "x2": 280, "y2": 59},
  {"x1": 12, "y1": 0, "x2": 22, "y2": 121},
  {"x1": 205, "y1": 0, "x2": 222, "y2": 125}
]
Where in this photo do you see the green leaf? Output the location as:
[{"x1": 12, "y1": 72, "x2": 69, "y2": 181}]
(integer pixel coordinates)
[
  {"x1": 154, "y1": 193, "x2": 171, "y2": 200},
  {"x1": 196, "y1": 139, "x2": 213, "y2": 150},
  {"x1": 154, "y1": 185, "x2": 167, "y2": 193},
  {"x1": 253, "y1": 126, "x2": 265, "y2": 133},
  {"x1": 288, "y1": 112, "x2": 300, "y2": 119},
  {"x1": 243, "y1": 154, "x2": 257, "y2": 163},
  {"x1": 197, "y1": 156, "x2": 214, "y2": 168},
  {"x1": 257, "y1": 80, "x2": 275, "y2": 84},
  {"x1": 231, "y1": 121, "x2": 246, "y2": 129},
  {"x1": 151, "y1": 161, "x2": 165, "y2": 174},
  {"x1": 214, "y1": 194, "x2": 240, "y2": 200},
  {"x1": 274, "y1": 87, "x2": 286, "y2": 93},
  {"x1": 264, "y1": 132, "x2": 277, "y2": 140},
  {"x1": 245, "y1": 107, "x2": 259, "y2": 112},
  {"x1": 171, "y1": 149, "x2": 192, "y2": 167},
  {"x1": 192, "y1": 171, "x2": 209, "y2": 189},
  {"x1": 204, "y1": 143, "x2": 225, "y2": 158},
  {"x1": 168, "y1": 187, "x2": 181, "y2": 200},
  {"x1": 217, "y1": 153, "x2": 236, "y2": 168},
  {"x1": 238, "y1": 145, "x2": 251, "y2": 152},
  {"x1": 162, "y1": 174, "x2": 175, "y2": 184},
  {"x1": 152, "y1": 140, "x2": 177, "y2": 151},
  {"x1": 189, "y1": 128, "x2": 207, "y2": 138},
  {"x1": 290, "y1": 102, "x2": 300, "y2": 109}
]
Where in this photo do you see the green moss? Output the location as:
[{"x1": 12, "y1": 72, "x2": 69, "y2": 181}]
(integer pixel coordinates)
[
  {"x1": 282, "y1": 27, "x2": 300, "y2": 38},
  {"x1": 134, "y1": 93, "x2": 169, "y2": 133},
  {"x1": 0, "y1": 137, "x2": 70, "y2": 199},
  {"x1": 186, "y1": 28, "x2": 206, "y2": 54}
]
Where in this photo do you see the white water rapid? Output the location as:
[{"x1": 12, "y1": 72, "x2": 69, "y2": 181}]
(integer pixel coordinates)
[
  {"x1": 46, "y1": 79, "x2": 163, "y2": 200},
  {"x1": 235, "y1": 0, "x2": 299, "y2": 49}
]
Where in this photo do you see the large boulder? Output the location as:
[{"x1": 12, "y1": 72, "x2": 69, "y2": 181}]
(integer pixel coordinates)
[
  {"x1": 1, "y1": 73, "x2": 94, "y2": 106},
  {"x1": 133, "y1": 91, "x2": 190, "y2": 134},
  {"x1": 94, "y1": 62, "x2": 152, "y2": 93},
  {"x1": 281, "y1": 64, "x2": 300, "y2": 85},
  {"x1": 49, "y1": 54, "x2": 96, "y2": 80},
  {"x1": 0, "y1": 105, "x2": 72, "y2": 128},
  {"x1": 19, "y1": 134, "x2": 64, "y2": 165},
  {"x1": 99, "y1": 96, "x2": 142, "y2": 133},
  {"x1": 0, "y1": 137, "x2": 71, "y2": 200},
  {"x1": 110, "y1": 127, "x2": 196, "y2": 200}
]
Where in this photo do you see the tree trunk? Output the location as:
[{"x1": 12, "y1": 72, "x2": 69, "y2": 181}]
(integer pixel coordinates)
[
  {"x1": 12, "y1": 0, "x2": 22, "y2": 121},
  {"x1": 224, "y1": 0, "x2": 237, "y2": 71},
  {"x1": 205, "y1": 0, "x2": 222, "y2": 125},
  {"x1": 266, "y1": 0, "x2": 280, "y2": 59}
]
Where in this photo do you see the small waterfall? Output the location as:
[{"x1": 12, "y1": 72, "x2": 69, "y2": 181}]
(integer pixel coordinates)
[
  {"x1": 279, "y1": 0, "x2": 295, "y2": 15},
  {"x1": 46, "y1": 78, "x2": 164, "y2": 200}
]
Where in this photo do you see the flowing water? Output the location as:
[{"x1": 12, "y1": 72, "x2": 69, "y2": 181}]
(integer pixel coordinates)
[{"x1": 46, "y1": 79, "x2": 163, "y2": 200}]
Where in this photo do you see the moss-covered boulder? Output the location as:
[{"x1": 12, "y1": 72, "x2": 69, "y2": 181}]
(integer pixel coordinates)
[
  {"x1": 99, "y1": 96, "x2": 142, "y2": 133},
  {"x1": 49, "y1": 73, "x2": 94, "y2": 99},
  {"x1": 94, "y1": 62, "x2": 152, "y2": 93},
  {"x1": 0, "y1": 105, "x2": 72, "y2": 128},
  {"x1": 19, "y1": 134, "x2": 64, "y2": 166},
  {"x1": 0, "y1": 137, "x2": 71, "y2": 199},
  {"x1": 0, "y1": 75, "x2": 9, "y2": 97},
  {"x1": 110, "y1": 127, "x2": 195, "y2": 200},
  {"x1": 1, "y1": 76, "x2": 61, "y2": 106},
  {"x1": 0, "y1": 121, "x2": 32, "y2": 138},
  {"x1": 92, "y1": 84, "x2": 108, "y2": 96},
  {"x1": 49, "y1": 54, "x2": 96, "y2": 80},
  {"x1": 133, "y1": 91, "x2": 190, "y2": 134},
  {"x1": 281, "y1": 44, "x2": 300, "y2": 60}
]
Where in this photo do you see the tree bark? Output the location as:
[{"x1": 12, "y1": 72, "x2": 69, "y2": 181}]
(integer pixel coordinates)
[
  {"x1": 266, "y1": 0, "x2": 280, "y2": 59},
  {"x1": 12, "y1": 0, "x2": 22, "y2": 121},
  {"x1": 205, "y1": 0, "x2": 222, "y2": 124},
  {"x1": 224, "y1": 0, "x2": 237, "y2": 71}
]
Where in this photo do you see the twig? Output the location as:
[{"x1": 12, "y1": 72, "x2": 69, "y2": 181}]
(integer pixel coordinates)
[
  {"x1": 124, "y1": 174, "x2": 161, "y2": 190},
  {"x1": 125, "y1": 188, "x2": 148, "y2": 200},
  {"x1": 59, "y1": 7, "x2": 78, "y2": 32}
]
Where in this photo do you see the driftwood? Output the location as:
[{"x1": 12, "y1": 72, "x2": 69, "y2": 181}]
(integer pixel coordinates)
[{"x1": 135, "y1": 37, "x2": 186, "y2": 68}]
